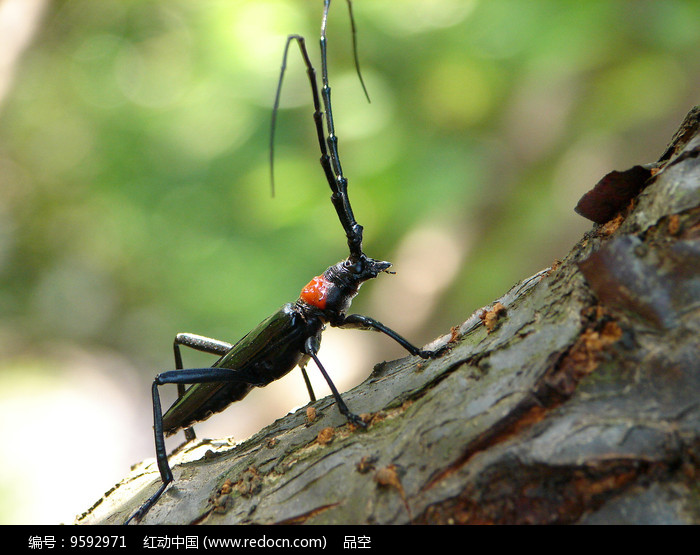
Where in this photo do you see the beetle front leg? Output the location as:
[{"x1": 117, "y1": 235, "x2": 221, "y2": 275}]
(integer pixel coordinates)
[
  {"x1": 303, "y1": 336, "x2": 366, "y2": 428},
  {"x1": 333, "y1": 313, "x2": 442, "y2": 359}
]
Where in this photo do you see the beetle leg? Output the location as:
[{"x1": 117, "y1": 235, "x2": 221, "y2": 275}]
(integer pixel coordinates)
[
  {"x1": 333, "y1": 313, "x2": 442, "y2": 359},
  {"x1": 303, "y1": 336, "x2": 366, "y2": 428},
  {"x1": 173, "y1": 333, "x2": 234, "y2": 442},
  {"x1": 173, "y1": 333, "x2": 233, "y2": 367},
  {"x1": 298, "y1": 355, "x2": 317, "y2": 403},
  {"x1": 124, "y1": 379, "x2": 173, "y2": 526},
  {"x1": 124, "y1": 366, "x2": 265, "y2": 525}
]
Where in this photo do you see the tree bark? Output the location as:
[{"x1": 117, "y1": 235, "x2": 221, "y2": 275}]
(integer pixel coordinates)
[{"x1": 77, "y1": 107, "x2": 700, "y2": 525}]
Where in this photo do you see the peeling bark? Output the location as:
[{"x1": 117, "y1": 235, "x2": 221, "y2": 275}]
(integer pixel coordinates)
[{"x1": 77, "y1": 107, "x2": 700, "y2": 526}]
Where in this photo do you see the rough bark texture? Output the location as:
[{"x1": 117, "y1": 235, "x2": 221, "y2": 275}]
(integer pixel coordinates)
[{"x1": 77, "y1": 107, "x2": 700, "y2": 525}]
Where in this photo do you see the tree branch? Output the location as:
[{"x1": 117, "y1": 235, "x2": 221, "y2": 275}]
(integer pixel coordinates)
[{"x1": 77, "y1": 106, "x2": 700, "y2": 525}]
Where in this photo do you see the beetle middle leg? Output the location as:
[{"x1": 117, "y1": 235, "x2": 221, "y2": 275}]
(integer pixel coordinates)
[
  {"x1": 172, "y1": 333, "x2": 234, "y2": 442},
  {"x1": 303, "y1": 336, "x2": 366, "y2": 428},
  {"x1": 298, "y1": 357, "x2": 317, "y2": 403}
]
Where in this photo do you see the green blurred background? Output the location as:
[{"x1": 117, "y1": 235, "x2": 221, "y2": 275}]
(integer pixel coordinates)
[{"x1": 0, "y1": 0, "x2": 698, "y2": 524}]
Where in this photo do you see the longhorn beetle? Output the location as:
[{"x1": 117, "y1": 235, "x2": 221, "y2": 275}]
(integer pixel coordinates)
[{"x1": 125, "y1": 0, "x2": 442, "y2": 524}]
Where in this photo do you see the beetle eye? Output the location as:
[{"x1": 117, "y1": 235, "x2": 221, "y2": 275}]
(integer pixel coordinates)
[{"x1": 343, "y1": 259, "x2": 362, "y2": 273}]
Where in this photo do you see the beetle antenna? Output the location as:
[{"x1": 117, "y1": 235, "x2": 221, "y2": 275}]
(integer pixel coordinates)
[
  {"x1": 346, "y1": 0, "x2": 370, "y2": 103},
  {"x1": 320, "y1": 0, "x2": 364, "y2": 260},
  {"x1": 269, "y1": 35, "x2": 299, "y2": 198},
  {"x1": 269, "y1": 0, "x2": 366, "y2": 261},
  {"x1": 269, "y1": 0, "x2": 369, "y2": 199}
]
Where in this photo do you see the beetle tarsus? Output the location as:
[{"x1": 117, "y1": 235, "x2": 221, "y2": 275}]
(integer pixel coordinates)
[
  {"x1": 418, "y1": 346, "x2": 447, "y2": 359},
  {"x1": 124, "y1": 480, "x2": 171, "y2": 525},
  {"x1": 346, "y1": 412, "x2": 368, "y2": 429}
]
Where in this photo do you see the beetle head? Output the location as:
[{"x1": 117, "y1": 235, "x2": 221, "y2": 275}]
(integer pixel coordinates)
[{"x1": 299, "y1": 254, "x2": 392, "y2": 313}]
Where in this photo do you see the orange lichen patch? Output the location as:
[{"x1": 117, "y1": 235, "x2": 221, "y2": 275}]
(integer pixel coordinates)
[
  {"x1": 235, "y1": 466, "x2": 262, "y2": 497},
  {"x1": 546, "y1": 259, "x2": 562, "y2": 276},
  {"x1": 600, "y1": 213, "x2": 624, "y2": 236},
  {"x1": 575, "y1": 326, "x2": 619, "y2": 367},
  {"x1": 220, "y1": 479, "x2": 233, "y2": 495},
  {"x1": 582, "y1": 305, "x2": 607, "y2": 321},
  {"x1": 374, "y1": 464, "x2": 412, "y2": 521},
  {"x1": 480, "y1": 302, "x2": 507, "y2": 333},
  {"x1": 374, "y1": 464, "x2": 402, "y2": 489},
  {"x1": 306, "y1": 406, "x2": 316, "y2": 424},
  {"x1": 600, "y1": 320, "x2": 623, "y2": 341},
  {"x1": 668, "y1": 214, "x2": 681, "y2": 235},
  {"x1": 210, "y1": 479, "x2": 234, "y2": 513},
  {"x1": 546, "y1": 320, "x2": 623, "y2": 398},
  {"x1": 317, "y1": 427, "x2": 335, "y2": 445},
  {"x1": 571, "y1": 469, "x2": 637, "y2": 501}
]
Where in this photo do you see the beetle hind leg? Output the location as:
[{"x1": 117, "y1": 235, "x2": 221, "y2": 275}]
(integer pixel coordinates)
[
  {"x1": 173, "y1": 333, "x2": 234, "y2": 442},
  {"x1": 124, "y1": 366, "x2": 265, "y2": 524}
]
